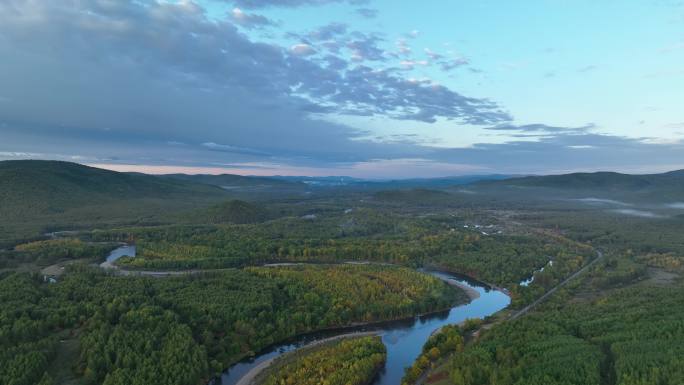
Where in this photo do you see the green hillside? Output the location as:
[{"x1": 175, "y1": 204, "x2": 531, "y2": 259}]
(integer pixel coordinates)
[
  {"x1": 191, "y1": 199, "x2": 270, "y2": 224},
  {"x1": 471, "y1": 170, "x2": 684, "y2": 202},
  {"x1": 373, "y1": 189, "x2": 455, "y2": 205},
  {"x1": 0, "y1": 160, "x2": 229, "y2": 244},
  {"x1": 0, "y1": 160, "x2": 226, "y2": 212}
]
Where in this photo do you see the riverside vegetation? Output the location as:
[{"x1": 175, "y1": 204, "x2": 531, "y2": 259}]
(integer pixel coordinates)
[
  {"x1": 3, "y1": 161, "x2": 684, "y2": 385},
  {"x1": 258, "y1": 336, "x2": 386, "y2": 385},
  {"x1": 0, "y1": 264, "x2": 461, "y2": 385}
]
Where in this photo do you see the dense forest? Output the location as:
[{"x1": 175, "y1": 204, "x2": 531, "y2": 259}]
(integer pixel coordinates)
[
  {"x1": 446, "y1": 281, "x2": 684, "y2": 385},
  {"x1": 0, "y1": 265, "x2": 461, "y2": 385},
  {"x1": 4, "y1": 161, "x2": 684, "y2": 385},
  {"x1": 401, "y1": 324, "x2": 468, "y2": 385},
  {"x1": 259, "y1": 336, "x2": 386, "y2": 385},
  {"x1": 0, "y1": 161, "x2": 231, "y2": 246},
  {"x1": 89, "y1": 209, "x2": 592, "y2": 290},
  {"x1": 7, "y1": 239, "x2": 117, "y2": 267},
  {"x1": 402, "y1": 204, "x2": 684, "y2": 385}
]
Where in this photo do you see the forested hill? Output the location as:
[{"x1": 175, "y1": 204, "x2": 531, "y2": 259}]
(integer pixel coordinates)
[
  {"x1": 0, "y1": 160, "x2": 227, "y2": 206},
  {"x1": 475, "y1": 170, "x2": 684, "y2": 190},
  {"x1": 0, "y1": 160, "x2": 227, "y2": 212},
  {"x1": 190, "y1": 199, "x2": 270, "y2": 224},
  {"x1": 470, "y1": 169, "x2": 684, "y2": 201},
  {"x1": 163, "y1": 173, "x2": 306, "y2": 189}
]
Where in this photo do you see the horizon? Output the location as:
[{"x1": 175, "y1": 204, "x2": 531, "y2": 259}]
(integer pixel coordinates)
[
  {"x1": 4, "y1": 158, "x2": 684, "y2": 180},
  {"x1": 1, "y1": 1, "x2": 683, "y2": 177},
  {"x1": 86, "y1": 163, "x2": 684, "y2": 179}
]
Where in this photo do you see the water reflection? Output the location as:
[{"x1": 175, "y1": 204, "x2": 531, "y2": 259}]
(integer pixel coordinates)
[{"x1": 216, "y1": 270, "x2": 511, "y2": 385}]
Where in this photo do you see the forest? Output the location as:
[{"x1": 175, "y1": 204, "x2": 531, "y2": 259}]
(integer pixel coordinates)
[
  {"x1": 88, "y1": 208, "x2": 592, "y2": 291},
  {"x1": 413, "y1": 206, "x2": 684, "y2": 385},
  {"x1": 401, "y1": 324, "x2": 468, "y2": 385},
  {"x1": 3, "y1": 161, "x2": 684, "y2": 385},
  {"x1": 7, "y1": 239, "x2": 118, "y2": 267},
  {"x1": 0, "y1": 264, "x2": 461, "y2": 385},
  {"x1": 258, "y1": 336, "x2": 386, "y2": 385},
  {"x1": 446, "y1": 281, "x2": 684, "y2": 385}
]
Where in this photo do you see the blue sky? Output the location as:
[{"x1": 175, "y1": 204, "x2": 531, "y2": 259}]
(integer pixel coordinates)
[{"x1": 0, "y1": 0, "x2": 683, "y2": 178}]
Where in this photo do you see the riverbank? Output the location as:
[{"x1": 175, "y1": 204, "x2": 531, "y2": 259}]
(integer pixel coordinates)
[
  {"x1": 237, "y1": 331, "x2": 380, "y2": 385},
  {"x1": 442, "y1": 277, "x2": 480, "y2": 301},
  {"x1": 218, "y1": 270, "x2": 510, "y2": 385},
  {"x1": 99, "y1": 245, "x2": 506, "y2": 385},
  {"x1": 215, "y1": 285, "x2": 472, "y2": 384}
]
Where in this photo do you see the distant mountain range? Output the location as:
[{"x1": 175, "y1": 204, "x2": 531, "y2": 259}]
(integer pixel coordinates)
[
  {"x1": 270, "y1": 174, "x2": 515, "y2": 189},
  {"x1": 476, "y1": 170, "x2": 684, "y2": 189},
  {"x1": 469, "y1": 170, "x2": 684, "y2": 202},
  {"x1": 163, "y1": 173, "x2": 304, "y2": 188},
  {"x1": 3, "y1": 161, "x2": 684, "y2": 216}
]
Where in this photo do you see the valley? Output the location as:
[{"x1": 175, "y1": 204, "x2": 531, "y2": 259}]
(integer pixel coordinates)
[
  {"x1": 3, "y1": 2, "x2": 682, "y2": 384},
  {"x1": 1, "y1": 161, "x2": 684, "y2": 385}
]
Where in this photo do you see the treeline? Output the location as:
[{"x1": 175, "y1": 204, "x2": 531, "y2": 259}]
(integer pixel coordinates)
[
  {"x1": 447, "y1": 283, "x2": 684, "y2": 385},
  {"x1": 528, "y1": 209, "x2": 684, "y2": 255},
  {"x1": 260, "y1": 336, "x2": 386, "y2": 385},
  {"x1": 0, "y1": 274, "x2": 59, "y2": 385},
  {"x1": 429, "y1": 233, "x2": 592, "y2": 289},
  {"x1": 91, "y1": 212, "x2": 591, "y2": 288},
  {"x1": 12, "y1": 238, "x2": 117, "y2": 266},
  {"x1": 0, "y1": 264, "x2": 460, "y2": 385},
  {"x1": 401, "y1": 324, "x2": 466, "y2": 385},
  {"x1": 247, "y1": 265, "x2": 466, "y2": 325},
  {"x1": 505, "y1": 250, "x2": 594, "y2": 307}
]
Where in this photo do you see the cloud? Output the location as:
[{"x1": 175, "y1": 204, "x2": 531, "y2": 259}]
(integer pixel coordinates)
[
  {"x1": 355, "y1": 8, "x2": 379, "y2": 18},
  {"x1": 394, "y1": 39, "x2": 412, "y2": 57},
  {"x1": 290, "y1": 43, "x2": 316, "y2": 56},
  {"x1": 424, "y1": 49, "x2": 443, "y2": 60},
  {"x1": 0, "y1": 151, "x2": 44, "y2": 158},
  {"x1": 440, "y1": 57, "x2": 470, "y2": 71},
  {"x1": 405, "y1": 30, "x2": 420, "y2": 39},
  {"x1": 665, "y1": 122, "x2": 684, "y2": 129},
  {"x1": 232, "y1": 0, "x2": 369, "y2": 9},
  {"x1": 230, "y1": 8, "x2": 278, "y2": 29},
  {"x1": 399, "y1": 60, "x2": 429, "y2": 70},
  {"x1": 201, "y1": 142, "x2": 271, "y2": 156},
  {"x1": 2, "y1": 0, "x2": 681, "y2": 178},
  {"x1": 346, "y1": 33, "x2": 386, "y2": 61},
  {"x1": 422, "y1": 49, "x2": 470, "y2": 71},
  {"x1": 305, "y1": 22, "x2": 349, "y2": 41},
  {"x1": 0, "y1": 0, "x2": 508, "y2": 156},
  {"x1": 485, "y1": 123, "x2": 594, "y2": 134},
  {"x1": 428, "y1": 129, "x2": 684, "y2": 174}
]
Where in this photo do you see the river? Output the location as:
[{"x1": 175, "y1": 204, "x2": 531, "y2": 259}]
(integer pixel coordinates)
[
  {"x1": 214, "y1": 270, "x2": 510, "y2": 385},
  {"x1": 100, "y1": 245, "x2": 511, "y2": 385},
  {"x1": 99, "y1": 244, "x2": 136, "y2": 269}
]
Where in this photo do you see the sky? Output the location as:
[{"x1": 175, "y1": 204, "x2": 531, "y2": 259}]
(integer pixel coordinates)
[{"x1": 0, "y1": 0, "x2": 683, "y2": 178}]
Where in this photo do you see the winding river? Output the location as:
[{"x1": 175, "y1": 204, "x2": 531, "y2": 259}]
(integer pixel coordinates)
[
  {"x1": 215, "y1": 270, "x2": 510, "y2": 385},
  {"x1": 101, "y1": 246, "x2": 511, "y2": 385}
]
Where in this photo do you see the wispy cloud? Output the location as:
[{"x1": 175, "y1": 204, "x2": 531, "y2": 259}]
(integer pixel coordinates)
[
  {"x1": 231, "y1": 8, "x2": 278, "y2": 29},
  {"x1": 355, "y1": 8, "x2": 378, "y2": 18},
  {"x1": 232, "y1": 0, "x2": 370, "y2": 9},
  {"x1": 1, "y1": 0, "x2": 683, "y2": 178}
]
